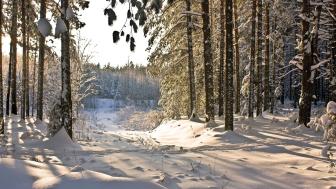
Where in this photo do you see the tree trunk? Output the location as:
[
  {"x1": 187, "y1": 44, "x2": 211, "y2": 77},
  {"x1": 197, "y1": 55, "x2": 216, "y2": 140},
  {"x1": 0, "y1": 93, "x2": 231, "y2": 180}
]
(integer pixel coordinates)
[
  {"x1": 263, "y1": 2, "x2": 270, "y2": 111},
  {"x1": 331, "y1": 1, "x2": 336, "y2": 102},
  {"x1": 10, "y1": 0, "x2": 18, "y2": 115},
  {"x1": 255, "y1": 0, "x2": 263, "y2": 116},
  {"x1": 270, "y1": 16, "x2": 276, "y2": 114},
  {"x1": 298, "y1": 0, "x2": 313, "y2": 126},
  {"x1": 201, "y1": 0, "x2": 215, "y2": 123},
  {"x1": 0, "y1": 0, "x2": 4, "y2": 134},
  {"x1": 225, "y1": 0, "x2": 234, "y2": 131},
  {"x1": 6, "y1": 45, "x2": 12, "y2": 116},
  {"x1": 26, "y1": 26, "x2": 30, "y2": 117},
  {"x1": 248, "y1": 0, "x2": 257, "y2": 118},
  {"x1": 21, "y1": 0, "x2": 27, "y2": 119},
  {"x1": 218, "y1": 0, "x2": 225, "y2": 117},
  {"x1": 32, "y1": 47, "x2": 37, "y2": 117},
  {"x1": 61, "y1": 0, "x2": 73, "y2": 138},
  {"x1": 185, "y1": 0, "x2": 197, "y2": 119},
  {"x1": 37, "y1": 0, "x2": 46, "y2": 120},
  {"x1": 233, "y1": 0, "x2": 240, "y2": 114}
]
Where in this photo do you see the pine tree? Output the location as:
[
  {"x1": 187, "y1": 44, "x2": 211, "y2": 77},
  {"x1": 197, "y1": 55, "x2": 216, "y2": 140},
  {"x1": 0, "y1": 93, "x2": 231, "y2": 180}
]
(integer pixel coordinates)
[
  {"x1": 0, "y1": 0, "x2": 4, "y2": 134},
  {"x1": 37, "y1": 0, "x2": 46, "y2": 120},
  {"x1": 263, "y1": 2, "x2": 270, "y2": 111},
  {"x1": 233, "y1": 0, "x2": 240, "y2": 114},
  {"x1": 10, "y1": 0, "x2": 18, "y2": 115},
  {"x1": 218, "y1": 0, "x2": 225, "y2": 117},
  {"x1": 225, "y1": 0, "x2": 234, "y2": 130},
  {"x1": 298, "y1": 0, "x2": 313, "y2": 126},
  {"x1": 61, "y1": 0, "x2": 73, "y2": 138},
  {"x1": 248, "y1": 0, "x2": 257, "y2": 118},
  {"x1": 21, "y1": 0, "x2": 27, "y2": 119},
  {"x1": 201, "y1": 0, "x2": 215, "y2": 123},
  {"x1": 185, "y1": 0, "x2": 197, "y2": 119},
  {"x1": 255, "y1": 0, "x2": 263, "y2": 116}
]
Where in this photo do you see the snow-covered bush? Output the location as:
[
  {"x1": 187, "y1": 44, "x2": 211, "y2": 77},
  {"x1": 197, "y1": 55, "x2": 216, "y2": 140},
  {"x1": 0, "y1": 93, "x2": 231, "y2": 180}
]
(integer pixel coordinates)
[{"x1": 318, "y1": 101, "x2": 336, "y2": 141}]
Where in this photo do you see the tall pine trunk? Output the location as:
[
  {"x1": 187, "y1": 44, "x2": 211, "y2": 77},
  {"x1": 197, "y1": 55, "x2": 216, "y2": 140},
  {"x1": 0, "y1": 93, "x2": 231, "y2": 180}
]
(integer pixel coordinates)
[
  {"x1": 0, "y1": 0, "x2": 4, "y2": 134},
  {"x1": 263, "y1": 2, "x2": 270, "y2": 111},
  {"x1": 21, "y1": 0, "x2": 27, "y2": 119},
  {"x1": 270, "y1": 16, "x2": 276, "y2": 114},
  {"x1": 10, "y1": 0, "x2": 18, "y2": 115},
  {"x1": 26, "y1": 28, "x2": 30, "y2": 117},
  {"x1": 298, "y1": 0, "x2": 313, "y2": 126},
  {"x1": 37, "y1": 0, "x2": 46, "y2": 120},
  {"x1": 61, "y1": 0, "x2": 73, "y2": 138},
  {"x1": 225, "y1": 0, "x2": 234, "y2": 131},
  {"x1": 331, "y1": 1, "x2": 336, "y2": 102},
  {"x1": 218, "y1": 0, "x2": 225, "y2": 117},
  {"x1": 248, "y1": 0, "x2": 257, "y2": 118},
  {"x1": 6, "y1": 45, "x2": 12, "y2": 116},
  {"x1": 185, "y1": 0, "x2": 196, "y2": 119},
  {"x1": 255, "y1": 0, "x2": 263, "y2": 116},
  {"x1": 233, "y1": 0, "x2": 240, "y2": 114},
  {"x1": 201, "y1": 0, "x2": 215, "y2": 123},
  {"x1": 32, "y1": 47, "x2": 37, "y2": 117}
]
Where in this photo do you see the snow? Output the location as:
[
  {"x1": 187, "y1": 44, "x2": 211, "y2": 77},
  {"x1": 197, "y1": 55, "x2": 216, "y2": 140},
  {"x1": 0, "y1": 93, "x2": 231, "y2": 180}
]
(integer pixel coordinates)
[
  {"x1": 37, "y1": 18, "x2": 52, "y2": 37},
  {"x1": 327, "y1": 101, "x2": 336, "y2": 115},
  {"x1": 1, "y1": 110, "x2": 336, "y2": 189}
]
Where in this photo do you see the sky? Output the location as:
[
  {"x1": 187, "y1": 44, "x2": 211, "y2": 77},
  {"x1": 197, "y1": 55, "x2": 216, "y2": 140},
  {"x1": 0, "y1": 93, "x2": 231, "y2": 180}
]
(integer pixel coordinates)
[{"x1": 78, "y1": 1, "x2": 149, "y2": 67}]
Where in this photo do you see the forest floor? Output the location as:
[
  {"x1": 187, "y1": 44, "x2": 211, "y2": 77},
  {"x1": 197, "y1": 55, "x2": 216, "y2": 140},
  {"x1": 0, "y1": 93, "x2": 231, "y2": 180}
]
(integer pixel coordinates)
[{"x1": 1, "y1": 109, "x2": 336, "y2": 189}]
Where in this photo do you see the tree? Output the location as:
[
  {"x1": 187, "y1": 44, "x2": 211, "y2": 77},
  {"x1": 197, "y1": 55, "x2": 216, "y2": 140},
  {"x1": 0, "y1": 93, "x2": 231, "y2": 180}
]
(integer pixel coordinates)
[
  {"x1": 61, "y1": 0, "x2": 73, "y2": 139},
  {"x1": 225, "y1": 0, "x2": 234, "y2": 131},
  {"x1": 37, "y1": 0, "x2": 46, "y2": 120},
  {"x1": 201, "y1": 0, "x2": 215, "y2": 123},
  {"x1": 10, "y1": 0, "x2": 18, "y2": 115},
  {"x1": 263, "y1": 1, "x2": 270, "y2": 111},
  {"x1": 185, "y1": 0, "x2": 197, "y2": 119},
  {"x1": 248, "y1": 0, "x2": 257, "y2": 118},
  {"x1": 298, "y1": 0, "x2": 313, "y2": 125},
  {"x1": 218, "y1": 0, "x2": 225, "y2": 117},
  {"x1": 233, "y1": 0, "x2": 240, "y2": 114},
  {"x1": 255, "y1": 0, "x2": 263, "y2": 116},
  {"x1": 21, "y1": 0, "x2": 27, "y2": 119},
  {"x1": 0, "y1": 0, "x2": 4, "y2": 134}
]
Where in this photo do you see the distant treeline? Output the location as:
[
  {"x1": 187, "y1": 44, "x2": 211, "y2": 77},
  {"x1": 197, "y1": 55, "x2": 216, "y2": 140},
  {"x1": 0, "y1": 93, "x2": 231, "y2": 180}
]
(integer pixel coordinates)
[{"x1": 84, "y1": 62, "x2": 160, "y2": 102}]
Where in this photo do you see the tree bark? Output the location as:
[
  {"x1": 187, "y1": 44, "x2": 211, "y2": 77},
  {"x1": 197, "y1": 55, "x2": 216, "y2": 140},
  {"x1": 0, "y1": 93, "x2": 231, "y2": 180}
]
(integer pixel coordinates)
[
  {"x1": 225, "y1": 0, "x2": 234, "y2": 131},
  {"x1": 37, "y1": 0, "x2": 46, "y2": 120},
  {"x1": 10, "y1": 0, "x2": 18, "y2": 115},
  {"x1": 263, "y1": 2, "x2": 270, "y2": 111},
  {"x1": 61, "y1": 0, "x2": 73, "y2": 138},
  {"x1": 298, "y1": 0, "x2": 313, "y2": 126},
  {"x1": 234, "y1": 0, "x2": 240, "y2": 114},
  {"x1": 21, "y1": 0, "x2": 27, "y2": 119},
  {"x1": 185, "y1": 0, "x2": 197, "y2": 119},
  {"x1": 0, "y1": 0, "x2": 4, "y2": 134},
  {"x1": 218, "y1": 0, "x2": 225, "y2": 117},
  {"x1": 270, "y1": 16, "x2": 276, "y2": 114},
  {"x1": 248, "y1": 0, "x2": 257, "y2": 118},
  {"x1": 201, "y1": 0, "x2": 215, "y2": 123},
  {"x1": 255, "y1": 0, "x2": 263, "y2": 116}
]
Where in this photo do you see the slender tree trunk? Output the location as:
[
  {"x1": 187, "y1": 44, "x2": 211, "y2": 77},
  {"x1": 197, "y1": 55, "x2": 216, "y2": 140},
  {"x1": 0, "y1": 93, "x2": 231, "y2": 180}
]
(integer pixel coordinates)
[
  {"x1": 10, "y1": 0, "x2": 18, "y2": 115},
  {"x1": 270, "y1": 16, "x2": 276, "y2": 114},
  {"x1": 263, "y1": 2, "x2": 270, "y2": 111},
  {"x1": 185, "y1": 0, "x2": 196, "y2": 119},
  {"x1": 225, "y1": 0, "x2": 234, "y2": 131},
  {"x1": 255, "y1": 0, "x2": 263, "y2": 116},
  {"x1": 0, "y1": 0, "x2": 4, "y2": 134},
  {"x1": 218, "y1": 0, "x2": 225, "y2": 117},
  {"x1": 26, "y1": 28, "x2": 30, "y2": 117},
  {"x1": 201, "y1": 0, "x2": 215, "y2": 123},
  {"x1": 298, "y1": 0, "x2": 313, "y2": 126},
  {"x1": 21, "y1": 0, "x2": 27, "y2": 120},
  {"x1": 61, "y1": 0, "x2": 73, "y2": 138},
  {"x1": 248, "y1": 0, "x2": 257, "y2": 118},
  {"x1": 6, "y1": 45, "x2": 12, "y2": 116},
  {"x1": 312, "y1": 4, "x2": 322, "y2": 106},
  {"x1": 32, "y1": 47, "x2": 37, "y2": 117},
  {"x1": 233, "y1": 0, "x2": 240, "y2": 114},
  {"x1": 37, "y1": 0, "x2": 46, "y2": 120}
]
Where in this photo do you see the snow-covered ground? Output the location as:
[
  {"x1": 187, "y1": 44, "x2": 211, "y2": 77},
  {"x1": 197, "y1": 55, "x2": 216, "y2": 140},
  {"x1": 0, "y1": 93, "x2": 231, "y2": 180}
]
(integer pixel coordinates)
[{"x1": 1, "y1": 109, "x2": 336, "y2": 189}]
